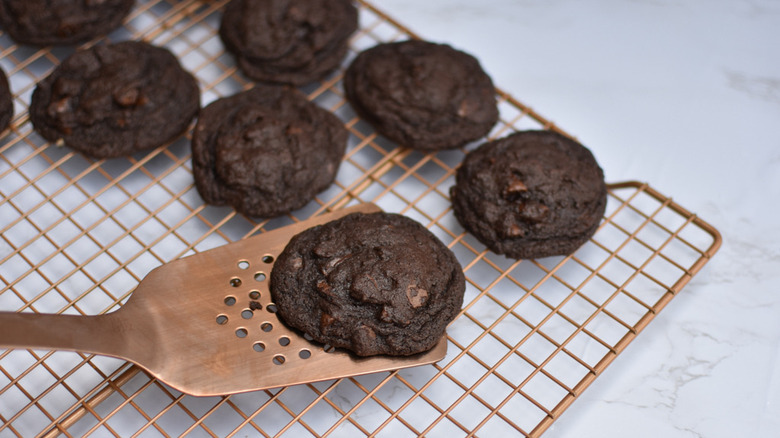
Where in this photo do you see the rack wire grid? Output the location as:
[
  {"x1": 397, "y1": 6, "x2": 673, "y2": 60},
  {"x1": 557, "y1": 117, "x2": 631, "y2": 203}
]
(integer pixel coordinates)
[{"x1": 0, "y1": 1, "x2": 722, "y2": 437}]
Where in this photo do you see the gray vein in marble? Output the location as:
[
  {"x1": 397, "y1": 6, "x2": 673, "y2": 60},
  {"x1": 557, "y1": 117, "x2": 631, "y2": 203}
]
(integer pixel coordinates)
[
  {"x1": 692, "y1": 238, "x2": 780, "y2": 287},
  {"x1": 603, "y1": 322, "x2": 736, "y2": 418},
  {"x1": 329, "y1": 388, "x2": 354, "y2": 414},
  {"x1": 674, "y1": 425, "x2": 705, "y2": 438},
  {"x1": 724, "y1": 70, "x2": 780, "y2": 104}
]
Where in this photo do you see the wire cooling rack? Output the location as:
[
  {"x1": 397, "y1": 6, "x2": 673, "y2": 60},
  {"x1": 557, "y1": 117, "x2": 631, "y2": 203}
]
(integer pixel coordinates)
[{"x1": 0, "y1": 1, "x2": 721, "y2": 437}]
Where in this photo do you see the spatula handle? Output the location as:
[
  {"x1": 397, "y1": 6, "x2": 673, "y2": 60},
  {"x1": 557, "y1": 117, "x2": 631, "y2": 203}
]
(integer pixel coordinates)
[{"x1": 0, "y1": 311, "x2": 128, "y2": 358}]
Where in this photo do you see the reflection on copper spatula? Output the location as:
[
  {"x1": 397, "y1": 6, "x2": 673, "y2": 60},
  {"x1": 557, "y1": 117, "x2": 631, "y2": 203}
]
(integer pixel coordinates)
[{"x1": 0, "y1": 204, "x2": 447, "y2": 397}]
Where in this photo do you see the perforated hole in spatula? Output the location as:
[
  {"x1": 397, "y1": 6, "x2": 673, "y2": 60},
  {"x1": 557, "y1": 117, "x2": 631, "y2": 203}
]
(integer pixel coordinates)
[{"x1": 215, "y1": 255, "x2": 340, "y2": 368}]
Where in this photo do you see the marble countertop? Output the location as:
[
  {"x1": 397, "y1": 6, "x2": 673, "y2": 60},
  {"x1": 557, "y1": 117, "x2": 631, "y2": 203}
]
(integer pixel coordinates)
[{"x1": 377, "y1": 1, "x2": 780, "y2": 437}]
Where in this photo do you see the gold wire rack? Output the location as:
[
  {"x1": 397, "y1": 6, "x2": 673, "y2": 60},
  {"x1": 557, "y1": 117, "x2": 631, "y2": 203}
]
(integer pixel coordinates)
[{"x1": 0, "y1": 1, "x2": 721, "y2": 437}]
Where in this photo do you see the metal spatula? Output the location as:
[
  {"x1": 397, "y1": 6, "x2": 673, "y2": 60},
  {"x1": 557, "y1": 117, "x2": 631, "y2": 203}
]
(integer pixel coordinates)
[{"x1": 0, "y1": 204, "x2": 447, "y2": 396}]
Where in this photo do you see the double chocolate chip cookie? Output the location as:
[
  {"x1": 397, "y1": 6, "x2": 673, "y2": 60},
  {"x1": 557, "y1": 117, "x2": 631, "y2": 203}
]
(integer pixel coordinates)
[
  {"x1": 344, "y1": 40, "x2": 498, "y2": 151},
  {"x1": 220, "y1": 0, "x2": 358, "y2": 85},
  {"x1": 191, "y1": 85, "x2": 347, "y2": 218},
  {"x1": 450, "y1": 131, "x2": 607, "y2": 259},
  {"x1": 0, "y1": 0, "x2": 134, "y2": 46},
  {"x1": 30, "y1": 41, "x2": 200, "y2": 159},
  {"x1": 271, "y1": 212, "x2": 465, "y2": 357}
]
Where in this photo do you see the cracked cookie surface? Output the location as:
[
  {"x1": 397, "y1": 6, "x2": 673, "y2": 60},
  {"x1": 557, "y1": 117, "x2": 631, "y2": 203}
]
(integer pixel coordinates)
[{"x1": 271, "y1": 212, "x2": 465, "y2": 356}]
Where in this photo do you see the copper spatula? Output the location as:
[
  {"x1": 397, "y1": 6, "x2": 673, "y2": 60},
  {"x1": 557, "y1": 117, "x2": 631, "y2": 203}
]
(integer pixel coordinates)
[{"x1": 0, "y1": 204, "x2": 447, "y2": 396}]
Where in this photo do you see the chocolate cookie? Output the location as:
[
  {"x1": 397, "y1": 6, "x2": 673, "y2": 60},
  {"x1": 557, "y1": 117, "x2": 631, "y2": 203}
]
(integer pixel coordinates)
[
  {"x1": 344, "y1": 40, "x2": 498, "y2": 151},
  {"x1": 0, "y1": 67, "x2": 12, "y2": 133},
  {"x1": 219, "y1": 0, "x2": 358, "y2": 85},
  {"x1": 30, "y1": 41, "x2": 200, "y2": 159},
  {"x1": 450, "y1": 131, "x2": 607, "y2": 259},
  {"x1": 0, "y1": 0, "x2": 134, "y2": 46},
  {"x1": 271, "y1": 212, "x2": 465, "y2": 357},
  {"x1": 192, "y1": 85, "x2": 347, "y2": 217}
]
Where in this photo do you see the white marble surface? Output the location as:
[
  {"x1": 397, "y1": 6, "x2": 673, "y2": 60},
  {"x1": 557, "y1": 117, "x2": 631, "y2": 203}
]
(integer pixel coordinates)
[{"x1": 377, "y1": 1, "x2": 780, "y2": 437}]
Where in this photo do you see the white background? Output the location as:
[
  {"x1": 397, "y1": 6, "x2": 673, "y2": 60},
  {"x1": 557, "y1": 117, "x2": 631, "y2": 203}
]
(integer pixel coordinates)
[{"x1": 378, "y1": 1, "x2": 780, "y2": 437}]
